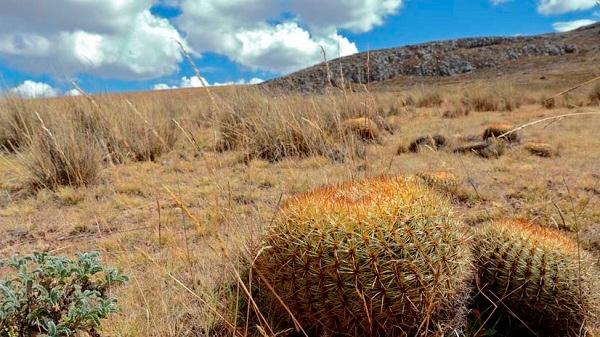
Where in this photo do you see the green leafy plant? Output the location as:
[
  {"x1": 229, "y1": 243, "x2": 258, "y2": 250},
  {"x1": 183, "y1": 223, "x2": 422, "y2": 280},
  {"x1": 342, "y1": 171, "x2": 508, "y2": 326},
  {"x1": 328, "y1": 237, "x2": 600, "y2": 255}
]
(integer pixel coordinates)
[{"x1": 0, "y1": 252, "x2": 127, "y2": 337}]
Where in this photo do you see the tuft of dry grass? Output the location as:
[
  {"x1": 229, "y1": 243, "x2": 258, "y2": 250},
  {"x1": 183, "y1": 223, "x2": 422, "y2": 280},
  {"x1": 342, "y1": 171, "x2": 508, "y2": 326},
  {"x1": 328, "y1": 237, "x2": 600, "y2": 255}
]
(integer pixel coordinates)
[
  {"x1": 0, "y1": 97, "x2": 38, "y2": 151},
  {"x1": 23, "y1": 115, "x2": 103, "y2": 189},
  {"x1": 462, "y1": 82, "x2": 522, "y2": 112},
  {"x1": 74, "y1": 98, "x2": 179, "y2": 163},
  {"x1": 415, "y1": 87, "x2": 444, "y2": 108},
  {"x1": 442, "y1": 103, "x2": 471, "y2": 118},
  {"x1": 214, "y1": 89, "x2": 388, "y2": 162}
]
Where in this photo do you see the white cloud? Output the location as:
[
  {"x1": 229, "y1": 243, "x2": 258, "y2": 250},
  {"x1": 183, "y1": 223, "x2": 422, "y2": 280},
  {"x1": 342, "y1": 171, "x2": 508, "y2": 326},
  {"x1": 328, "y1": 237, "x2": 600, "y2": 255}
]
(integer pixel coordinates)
[
  {"x1": 153, "y1": 83, "x2": 176, "y2": 90},
  {"x1": 65, "y1": 88, "x2": 82, "y2": 96},
  {"x1": 290, "y1": 0, "x2": 403, "y2": 33},
  {"x1": 154, "y1": 75, "x2": 264, "y2": 90},
  {"x1": 213, "y1": 77, "x2": 264, "y2": 86},
  {"x1": 230, "y1": 22, "x2": 358, "y2": 73},
  {"x1": 553, "y1": 19, "x2": 597, "y2": 31},
  {"x1": 1, "y1": 0, "x2": 403, "y2": 79},
  {"x1": 0, "y1": 1, "x2": 186, "y2": 80},
  {"x1": 177, "y1": 0, "x2": 368, "y2": 73},
  {"x1": 9, "y1": 80, "x2": 60, "y2": 98},
  {"x1": 180, "y1": 75, "x2": 209, "y2": 88},
  {"x1": 490, "y1": 0, "x2": 511, "y2": 5},
  {"x1": 538, "y1": 0, "x2": 598, "y2": 15}
]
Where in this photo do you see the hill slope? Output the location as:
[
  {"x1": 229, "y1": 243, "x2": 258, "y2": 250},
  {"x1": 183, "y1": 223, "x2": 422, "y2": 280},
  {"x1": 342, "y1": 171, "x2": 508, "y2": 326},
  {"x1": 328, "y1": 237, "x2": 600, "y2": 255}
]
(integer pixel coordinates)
[{"x1": 262, "y1": 23, "x2": 600, "y2": 92}]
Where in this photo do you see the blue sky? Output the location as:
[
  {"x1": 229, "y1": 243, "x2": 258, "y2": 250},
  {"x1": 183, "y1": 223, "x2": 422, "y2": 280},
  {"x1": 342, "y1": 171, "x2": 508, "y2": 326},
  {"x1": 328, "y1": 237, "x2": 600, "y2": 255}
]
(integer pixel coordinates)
[{"x1": 0, "y1": 0, "x2": 597, "y2": 97}]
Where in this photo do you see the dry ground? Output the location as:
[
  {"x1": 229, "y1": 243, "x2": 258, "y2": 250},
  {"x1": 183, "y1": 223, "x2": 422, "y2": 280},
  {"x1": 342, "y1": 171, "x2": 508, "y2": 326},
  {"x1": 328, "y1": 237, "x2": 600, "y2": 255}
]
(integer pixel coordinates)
[{"x1": 0, "y1": 73, "x2": 599, "y2": 336}]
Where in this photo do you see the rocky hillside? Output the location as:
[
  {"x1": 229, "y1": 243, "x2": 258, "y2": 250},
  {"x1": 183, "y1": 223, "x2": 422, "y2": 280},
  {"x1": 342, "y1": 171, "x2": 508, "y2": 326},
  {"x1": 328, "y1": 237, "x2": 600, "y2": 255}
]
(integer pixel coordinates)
[{"x1": 262, "y1": 22, "x2": 600, "y2": 93}]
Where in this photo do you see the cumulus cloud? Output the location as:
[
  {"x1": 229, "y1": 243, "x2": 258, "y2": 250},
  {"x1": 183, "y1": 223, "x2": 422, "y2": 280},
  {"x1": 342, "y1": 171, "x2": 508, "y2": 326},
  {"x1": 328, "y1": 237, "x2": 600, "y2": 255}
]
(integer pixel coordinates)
[
  {"x1": 0, "y1": 0, "x2": 186, "y2": 80},
  {"x1": 538, "y1": 0, "x2": 598, "y2": 15},
  {"x1": 9, "y1": 80, "x2": 60, "y2": 98},
  {"x1": 153, "y1": 75, "x2": 263, "y2": 90},
  {"x1": 65, "y1": 88, "x2": 82, "y2": 96},
  {"x1": 552, "y1": 19, "x2": 597, "y2": 31},
  {"x1": 176, "y1": 0, "x2": 378, "y2": 73},
  {"x1": 1, "y1": 0, "x2": 404, "y2": 80},
  {"x1": 290, "y1": 0, "x2": 403, "y2": 33},
  {"x1": 213, "y1": 77, "x2": 264, "y2": 86},
  {"x1": 490, "y1": 0, "x2": 511, "y2": 5},
  {"x1": 230, "y1": 22, "x2": 357, "y2": 73}
]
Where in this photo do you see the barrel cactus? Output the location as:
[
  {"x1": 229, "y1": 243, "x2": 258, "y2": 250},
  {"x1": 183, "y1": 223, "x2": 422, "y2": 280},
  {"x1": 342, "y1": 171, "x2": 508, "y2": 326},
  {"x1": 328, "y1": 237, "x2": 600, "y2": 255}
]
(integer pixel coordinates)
[
  {"x1": 482, "y1": 123, "x2": 519, "y2": 142},
  {"x1": 473, "y1": 220, "x2": 600, "y2": 337},
  {"x1": 254, "y1": 176, "x2": 473, "y2": 336}
]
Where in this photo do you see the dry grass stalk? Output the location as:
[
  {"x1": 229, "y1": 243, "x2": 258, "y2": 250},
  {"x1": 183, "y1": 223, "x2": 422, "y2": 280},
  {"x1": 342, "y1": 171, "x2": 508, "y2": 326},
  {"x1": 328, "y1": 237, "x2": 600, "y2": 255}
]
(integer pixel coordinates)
[
  {"x1": 214, "y1": 89, "x2": 387, "y2": 162},
  {"x1": 24, "y1": 113, "x2": 102, "y2": 189}
]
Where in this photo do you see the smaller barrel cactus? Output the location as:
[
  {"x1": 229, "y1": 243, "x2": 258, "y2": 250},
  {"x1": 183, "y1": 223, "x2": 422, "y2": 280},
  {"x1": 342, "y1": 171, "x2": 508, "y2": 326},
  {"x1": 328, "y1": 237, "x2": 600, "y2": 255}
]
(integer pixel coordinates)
[
  {"x1": 523, "y1": 141, "x2": 557, "y2": 158},
  {"x1": 482, "y1": 123, "x2": 519, "y2": 142},
  {"x1": 341, "y1": 117, "x2": 381, "y2": 142},
  {"x1": 473, "y1": 220, "x2": 600, "y2": 337}
]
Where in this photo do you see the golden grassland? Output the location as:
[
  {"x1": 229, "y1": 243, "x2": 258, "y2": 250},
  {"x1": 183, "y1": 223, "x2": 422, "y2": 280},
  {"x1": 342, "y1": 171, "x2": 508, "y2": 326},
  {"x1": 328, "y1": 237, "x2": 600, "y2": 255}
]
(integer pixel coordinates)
[{"x1": 0, "y1": 72, "x2": 599, "y2": 336}]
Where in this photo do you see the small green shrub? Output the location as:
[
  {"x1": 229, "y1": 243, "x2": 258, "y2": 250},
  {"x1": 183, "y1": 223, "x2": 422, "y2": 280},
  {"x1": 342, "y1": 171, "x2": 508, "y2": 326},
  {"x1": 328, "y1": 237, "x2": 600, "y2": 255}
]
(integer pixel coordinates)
[{"x1": 0, "y1": 252, "x2": 127, "y2": 337}]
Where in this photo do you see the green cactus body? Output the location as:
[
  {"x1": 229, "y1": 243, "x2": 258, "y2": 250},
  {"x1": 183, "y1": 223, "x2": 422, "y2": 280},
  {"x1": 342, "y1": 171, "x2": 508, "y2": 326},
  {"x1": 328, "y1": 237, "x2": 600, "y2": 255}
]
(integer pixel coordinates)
[
  {"x1": 473, "y1": 220, "x2": 600, "y2": 337},
  {"x1": 254, "y1": 176, "x2": 473, "y2": 336}
]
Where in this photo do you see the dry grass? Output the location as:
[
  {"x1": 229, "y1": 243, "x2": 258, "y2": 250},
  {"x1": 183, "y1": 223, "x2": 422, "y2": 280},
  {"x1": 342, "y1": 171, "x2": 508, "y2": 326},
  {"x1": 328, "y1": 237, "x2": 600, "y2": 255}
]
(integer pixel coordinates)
[
  {"x1": 1, "y1": 73, "x2": 600, "y2": 337},
  {"x1": 462, "y1": 82, "x2": 523, "y2": 112},
  {"x1": 590, "y1": 82, "x2": 600, "y2": 105},
  {"x1": 214, "y1": 90, "x2": 391, "y2": 162},
  {"x1": 415, "y1": 86, "x2": 444, "y2": 108},
  {"x1": 24, "y1": 118, "x2": 103, "y2": 189},
  {"x1": 0, "y1": 97, "x2": 38, "y2": 151}
]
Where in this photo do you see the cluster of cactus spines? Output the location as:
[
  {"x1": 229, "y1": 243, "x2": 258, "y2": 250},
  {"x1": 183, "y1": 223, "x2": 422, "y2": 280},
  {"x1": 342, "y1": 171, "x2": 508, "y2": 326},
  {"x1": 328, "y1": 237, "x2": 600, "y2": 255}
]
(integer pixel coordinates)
[
  {"x1": 254, "y1": 176, "x2": 473, "y2": 336},
  {"x1": 473, "y1": 220, "x2": 600, "y2": 337}
]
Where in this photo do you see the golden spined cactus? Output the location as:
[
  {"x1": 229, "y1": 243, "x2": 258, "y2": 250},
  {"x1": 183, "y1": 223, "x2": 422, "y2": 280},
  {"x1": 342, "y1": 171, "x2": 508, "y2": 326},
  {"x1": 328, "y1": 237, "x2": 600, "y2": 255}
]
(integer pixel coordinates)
[
  {"x1": 341, "y1": 117, "x2": 381, "y2": 142},
  {"x1": 523, "y1": 141, "x2": 557, "y2": 158},
  {"x1": 482, "y1": 123, "x2": 519, "y2": 142},
  {"x1": 254, "y1": 176, "x2": 473, "y2": 337},
  {"x1": 473, "y1": 220, "x2": 600, "y2": 337}
]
